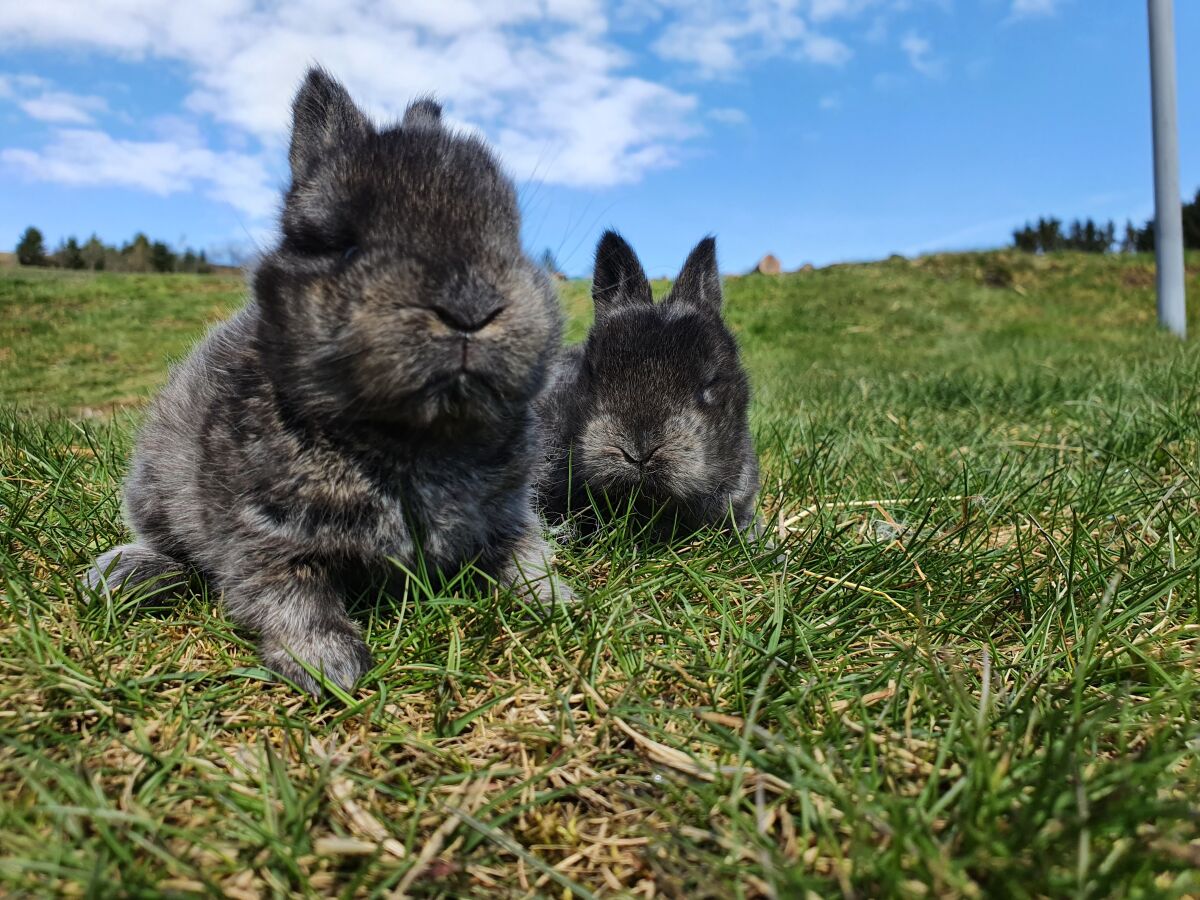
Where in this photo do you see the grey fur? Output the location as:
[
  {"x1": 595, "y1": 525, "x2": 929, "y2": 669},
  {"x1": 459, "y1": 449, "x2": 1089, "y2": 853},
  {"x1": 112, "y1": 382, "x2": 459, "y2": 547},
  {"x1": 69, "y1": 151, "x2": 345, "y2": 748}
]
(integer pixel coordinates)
[
  {"x1": 84, "y1": 544, "x2": 189, "y2": 596},
  {"x1": 85, "y1": 67, "x2": 569, "y2": 694},
  {"x1": 536, "y1": 231, "x2": 760, "y2": 537}
]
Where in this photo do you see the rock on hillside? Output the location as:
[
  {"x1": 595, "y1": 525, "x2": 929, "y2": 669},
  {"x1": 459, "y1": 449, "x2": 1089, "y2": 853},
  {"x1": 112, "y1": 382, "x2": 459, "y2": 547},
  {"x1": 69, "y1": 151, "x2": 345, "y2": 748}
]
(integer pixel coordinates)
[{"x1": 755, "y1": 254, "x2": 781, "y2": 275}]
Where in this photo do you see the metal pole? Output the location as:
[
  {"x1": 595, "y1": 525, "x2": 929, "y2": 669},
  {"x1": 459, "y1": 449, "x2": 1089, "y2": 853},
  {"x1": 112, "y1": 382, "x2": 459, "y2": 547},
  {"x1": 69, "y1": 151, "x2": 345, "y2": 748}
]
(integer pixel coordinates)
[{"x1": 1148, "y1": 0, "x2": 1186, "y2": 338}]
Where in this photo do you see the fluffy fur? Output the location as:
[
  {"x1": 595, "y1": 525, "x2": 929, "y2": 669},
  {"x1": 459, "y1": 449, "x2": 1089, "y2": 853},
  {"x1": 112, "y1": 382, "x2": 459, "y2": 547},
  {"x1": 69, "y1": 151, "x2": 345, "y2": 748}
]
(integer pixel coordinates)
[
  {"x1": 85, "y1": 68, "x2": 569, "y2": 694},
  {"x1": 536, "y1": 231, "x2": 760, "y2": 536}
]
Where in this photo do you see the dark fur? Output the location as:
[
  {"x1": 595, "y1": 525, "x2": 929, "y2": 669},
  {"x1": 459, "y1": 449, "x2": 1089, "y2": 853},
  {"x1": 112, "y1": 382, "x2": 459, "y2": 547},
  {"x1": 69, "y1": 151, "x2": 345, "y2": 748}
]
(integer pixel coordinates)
[
  {"x1": 85, "y1": 68, "x2": 569, "y2": 694},
  {"x1": 536, "y1": 231, "x2": 760, "y2": 536}
]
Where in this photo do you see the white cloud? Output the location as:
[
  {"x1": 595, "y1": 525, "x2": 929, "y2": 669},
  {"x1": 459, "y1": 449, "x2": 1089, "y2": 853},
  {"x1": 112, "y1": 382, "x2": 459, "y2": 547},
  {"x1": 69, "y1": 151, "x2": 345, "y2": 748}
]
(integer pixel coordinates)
[
  {"x1": 1, "y1": 73, "x2": 108, "y2": 123},
  {"x1": 1009, "y1": 0, "x2": 1059, "y2": 19},
  {"x1": 2, "y1": 128, "x2": 276, "y2": 219},
  {"x1": 819, "y1": 93, "x2": 841, "y2": 110},
  {"x1": 649, "y1": 1, "x2": 851, "y2": 76},
  {"x1": 708, "y1": 107, "x2": 749, "y2": 125},
  {"x1": 900, "y1": 30, "x2": 943, "y2": 77},
  {"x1": 0, "y1": 0, "x2": 940, "y2": 220},
  {"x1": 18, "y1": 90, "x2": 108, "y2": 124},
  {"x1": 810, "y1": 0, "x2": 888, "y2": 22},
  {"x1": 0, "y1": 73, "x2": 48, "y2": 99},
  {"x1": 803, "y1": 32, "x2": 854, "y2": 65},
  {"x1": 0, "y1": 0, "x2": 694, "y2": 201}
]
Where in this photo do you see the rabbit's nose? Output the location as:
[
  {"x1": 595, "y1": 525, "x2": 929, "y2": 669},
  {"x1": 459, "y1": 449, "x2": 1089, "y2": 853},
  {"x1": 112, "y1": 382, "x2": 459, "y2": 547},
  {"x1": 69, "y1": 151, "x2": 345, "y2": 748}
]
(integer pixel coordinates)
[
  {"x1": 431, "y1": 304, "x2": 506, "y2": 334},
  {"x1": 620, "y1": 443, "x2": 663, "y2": 467}
]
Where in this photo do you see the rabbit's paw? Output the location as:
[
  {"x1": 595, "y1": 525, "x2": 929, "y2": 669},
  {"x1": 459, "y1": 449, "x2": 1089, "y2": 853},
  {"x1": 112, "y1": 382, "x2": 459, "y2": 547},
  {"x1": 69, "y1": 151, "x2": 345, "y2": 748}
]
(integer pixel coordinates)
[
  {"x1": 260, "y1": 625, "x2": 373, "y2": 696},
  {"x1": 522, "y1": 572, "x2": 576, "y2": 608}
]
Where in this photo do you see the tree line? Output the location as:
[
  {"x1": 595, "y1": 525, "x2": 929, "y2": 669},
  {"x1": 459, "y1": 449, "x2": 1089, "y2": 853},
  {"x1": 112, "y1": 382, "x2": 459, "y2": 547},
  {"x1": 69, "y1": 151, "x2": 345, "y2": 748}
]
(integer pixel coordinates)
[
  {"x1": 1013, "y1": 188, "x2": 1200, "y2": 255},
  {"x1": 14, "y1": 226, "x2": 214, "y2": 274}
]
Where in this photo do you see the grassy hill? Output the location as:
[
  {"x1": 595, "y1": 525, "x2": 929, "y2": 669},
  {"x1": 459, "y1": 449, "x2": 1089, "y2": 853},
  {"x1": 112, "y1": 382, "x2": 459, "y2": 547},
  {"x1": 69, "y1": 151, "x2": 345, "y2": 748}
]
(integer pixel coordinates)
[{"x1": 2, "y1": 253, "x2": 1200, "y2": 897}]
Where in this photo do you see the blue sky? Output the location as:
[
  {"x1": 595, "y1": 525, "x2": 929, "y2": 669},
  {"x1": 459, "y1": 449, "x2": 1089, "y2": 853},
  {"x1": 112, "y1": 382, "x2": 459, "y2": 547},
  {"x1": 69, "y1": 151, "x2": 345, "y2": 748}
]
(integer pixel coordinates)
[{"x1": 1, "y1": 0, "x2": 1196, "y2": 276}]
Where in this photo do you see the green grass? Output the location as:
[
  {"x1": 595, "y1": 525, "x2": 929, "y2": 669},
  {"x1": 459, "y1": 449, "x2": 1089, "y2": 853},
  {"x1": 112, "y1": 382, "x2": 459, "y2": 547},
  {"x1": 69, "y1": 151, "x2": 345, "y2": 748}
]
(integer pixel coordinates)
[
  {"x1": 0, "y1": 268, "x2": 243, "y2": 411},
  {"x1": 3, "y1": 252, "x2": 1200, "y2": 897}
]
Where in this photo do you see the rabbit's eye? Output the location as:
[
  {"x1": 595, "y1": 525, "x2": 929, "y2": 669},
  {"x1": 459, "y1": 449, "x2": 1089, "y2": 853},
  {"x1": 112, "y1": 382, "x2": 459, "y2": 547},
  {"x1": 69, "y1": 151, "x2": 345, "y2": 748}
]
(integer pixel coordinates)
[
  {"x1": 285, "y1": 219, "x2": 359, "y2": 259},
  {"x1": 342, "y1": 245, "x2": 360, "y2": 262},
  {"x1": 698, "y1": 377, "x2": 719, "y2": 408}
]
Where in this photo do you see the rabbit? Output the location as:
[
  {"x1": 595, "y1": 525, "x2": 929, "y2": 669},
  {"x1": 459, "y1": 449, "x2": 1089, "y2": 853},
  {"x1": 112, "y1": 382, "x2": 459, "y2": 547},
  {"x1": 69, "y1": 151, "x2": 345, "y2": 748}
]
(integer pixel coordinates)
[
  {"x1": 536, "y1": 231, "x2": 761, "y2": 538},
  {"x1": 84, "y1": 67, "x2": 570, "y2": 695}
]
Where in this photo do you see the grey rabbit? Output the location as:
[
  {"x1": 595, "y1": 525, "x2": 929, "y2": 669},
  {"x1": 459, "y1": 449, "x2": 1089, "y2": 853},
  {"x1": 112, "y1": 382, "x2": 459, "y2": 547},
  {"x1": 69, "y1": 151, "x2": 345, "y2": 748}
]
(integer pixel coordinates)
[
  {"x1": 85, "y1": 67, "x2": 569, "y2": 694},
  {"x1": 536, "y1": 231, "x2": 760, "y2": 537}
]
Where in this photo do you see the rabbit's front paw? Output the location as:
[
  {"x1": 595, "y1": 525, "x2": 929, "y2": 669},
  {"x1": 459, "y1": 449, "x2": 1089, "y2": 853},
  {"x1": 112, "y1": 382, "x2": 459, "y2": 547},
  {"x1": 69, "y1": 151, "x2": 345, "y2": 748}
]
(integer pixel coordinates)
[
  {"x1": 260, "y1": 625, "x2": 373, "y2": 696},
  {"x1": 526, "y1": 573, "x2": 576, "y2": 608},
  {"x1": 505, "y1": 531, "x2": 576, "y2": 608}
]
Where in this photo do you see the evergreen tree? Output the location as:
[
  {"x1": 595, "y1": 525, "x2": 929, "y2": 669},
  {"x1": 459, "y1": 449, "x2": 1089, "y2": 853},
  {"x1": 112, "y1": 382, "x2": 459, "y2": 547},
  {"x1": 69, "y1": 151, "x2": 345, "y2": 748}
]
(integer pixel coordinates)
[
  {"x1": 1035, "y1": 217, "x2": 1063, "y2": 253},
  {"x1": 81, "y1": 234, "x2": 107, "y2": 270},
  {"x1": 1183, "y1": 188, "x2": 1200, "y2": 250},
  {"x1": 123, "y1": 233, "x2": 152, "y2": 272},
  {"x1": 1013, "y1": 212, "x2": 1137, "y2": 255},
  {"x1": 60, "y1": 237, "x2": 86, "y2": 270},
  {"x1": 11, "y1": 228, "x2": 221, "y2": 274},
  {"x1": 150, "y1": 240, "x2": 176, "y2": 273},
  {"x1": 1013, "y1": 223, "x2": 1038, "y2": 253},
  {"x1": 1067, "y1": 219, "x2": 1083, "y2": 249},
  {"x1": 16, "y1": 227, "x2": 48, "y2": 266},
  {"x1": 1135, "y1": 221, "x2": 1155, "y2": 253}
]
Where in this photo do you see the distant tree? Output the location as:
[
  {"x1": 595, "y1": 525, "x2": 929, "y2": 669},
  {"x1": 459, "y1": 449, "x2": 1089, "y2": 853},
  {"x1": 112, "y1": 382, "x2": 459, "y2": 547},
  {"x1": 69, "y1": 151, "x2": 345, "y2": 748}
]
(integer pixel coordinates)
[
  {"x1": 1036, "y1": 217, "x2": 1063, "y2": 253},
  {"x1": 1013, "y1": 223, "x2": 1038, "y2": 253},
  {"x1": 1183, "y1": 188, "x2": 1200, "y2": 250},
  {"x1": 59, "y1": 237, "x2": 86, "y2": 270},
  {"x1": 81, "y1": 234, "x2": 107, "y2": 271},
  {"x1": 150, "y1": 240, "x2": 176, "y2": 273},
  {"x1": 122, "y1": 233, "x2": 152, "y2": 272},
  {"x1": 16, "y1": 226, "x2": 48, "y2": 266},
  {"x1": 10, "y1": 229, "x2": 222, "y2": 273},
  {"x1": 1067, "y1": 219, "x2": 1083, "y2": 249},
  {"x1": 1025, "y1": 189, "x2": 1200, "y2": 256},
  {"x1": 1015, "y1": 215, "x2": 1116, "y2": 254},
  {"x1": 1135, "y1": 220, "x2": 1155, "y2": 253},
  {"x1": 173, "y1": 247, "x2": 213, "y2": 274},
  {"x1": 1062, "y1": 218, "x2": 1115, "y2": 254}
]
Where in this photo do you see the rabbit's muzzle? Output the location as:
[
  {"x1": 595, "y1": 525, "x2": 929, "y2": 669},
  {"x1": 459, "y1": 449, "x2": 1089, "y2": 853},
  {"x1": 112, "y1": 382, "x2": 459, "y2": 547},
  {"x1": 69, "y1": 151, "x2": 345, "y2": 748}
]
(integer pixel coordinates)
[{"x1": 580, "y1": 410, "x2": 710, "y2": 500}]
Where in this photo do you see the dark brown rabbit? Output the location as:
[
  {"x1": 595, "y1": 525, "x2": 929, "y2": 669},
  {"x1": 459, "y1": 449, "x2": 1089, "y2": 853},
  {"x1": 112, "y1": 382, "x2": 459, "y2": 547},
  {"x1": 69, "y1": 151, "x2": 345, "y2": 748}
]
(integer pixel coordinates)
[
  {"x1": 537, "y1": 231, "x2": 760, "y2": 537},
  {"x1": 85, "y1": 68, "x2": 569, "y2": 694}
]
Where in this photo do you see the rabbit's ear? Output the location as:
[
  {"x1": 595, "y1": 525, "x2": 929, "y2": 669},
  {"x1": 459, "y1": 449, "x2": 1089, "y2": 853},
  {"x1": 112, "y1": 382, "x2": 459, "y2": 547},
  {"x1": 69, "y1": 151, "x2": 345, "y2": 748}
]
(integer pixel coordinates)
[
  {"x1": 668, "y1": 236, "x2": 722, "y2": 313},
  {"x1": 403, "y1": 97, "x2": 442, "y2": 129},
  {"x1": 592, "y1": 230, "x2": 652, "y2": 317},
  {"x1": 289, "y1": 67, "x2": 373, "y2": 180}
]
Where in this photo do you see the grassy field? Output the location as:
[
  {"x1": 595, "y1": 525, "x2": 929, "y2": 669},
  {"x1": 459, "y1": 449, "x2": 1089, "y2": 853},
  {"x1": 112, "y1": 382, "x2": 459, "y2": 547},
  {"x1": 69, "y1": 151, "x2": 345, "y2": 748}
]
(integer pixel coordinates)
[{"x1": 2, "y1": 253, "x2": 1200, "y2": 897}]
